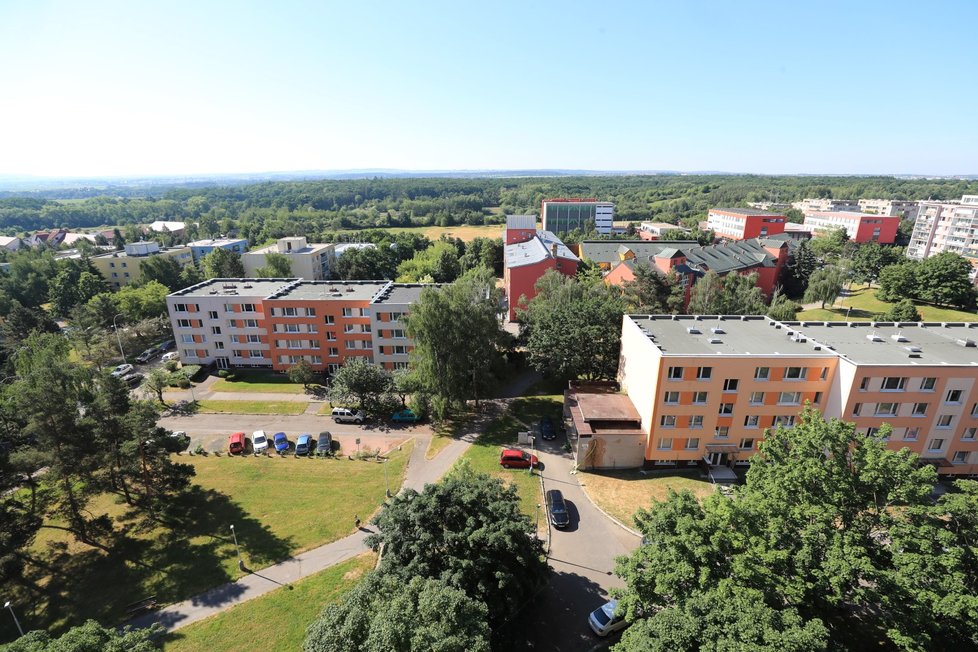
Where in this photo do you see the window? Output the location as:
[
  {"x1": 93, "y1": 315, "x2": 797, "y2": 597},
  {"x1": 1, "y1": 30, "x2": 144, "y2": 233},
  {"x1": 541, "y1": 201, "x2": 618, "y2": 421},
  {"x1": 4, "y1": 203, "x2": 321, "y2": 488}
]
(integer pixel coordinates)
[
  {"x1": 820, "y1": 367, "x2": 827, "y2": 380},
  {"x1": 305, "y1": 307, "x2": 316, "y2": 317},
  {"x1": 946, "y1": 389, "x2": 963, "y2": 404},
  {"x1": 328, "y1": 347, "x2": 339, "y2": 357},
  {"x1": 937, "y1": 415, "x2": 953, "y2": 428},
  {"x1": 921, "y1": 377, "x2": 936, "y2": 391},
  {"x1": 208, "y1": 310, "x2": 218, "y2": 320},
  {"x1": 852, "y1": 403, "x2": 862, "y2": 416},
  {"x1": 326, "y1": 331, "x2": 337, "y2": 341},
  {"x1": 779, "y1": 392, "x2": 801, "y2": 405},
  {"x1": 324, "y1": 315, "x2": 335, "y2": 325},
  {"x1": 180, "y1": 335, "x2": 194, "y2": 344},
  {"x1": 664, "y1": 391, "x2": 680, "y2": 404},
  {"x1": 246, "y1": 335, "x2": 260, "y2": 343},
  {"x1": 657, "y1": 438, "x2": 672, "y2": 451},
  {"x1": 211, "y1": 326, "x2": 222, "y2": 335},
  {"x1": 723, "y1": 379, "x2": 738, "y2": 392},
  {"x1": 859, "y1": 377, "x2": 869, "y2": 391},
  {"x1": 689, "y1": 415, "x2": 704, "y2": 429},
  {"x1": 283, "y1": 307, "x2": 297, "y2": 317},
  {"x1": 391, "y1": 329, "x2": 405, "y2": 339},
  {"x1": 928, "y1": 438, "x2": 945, "y2": 452},
  {"x1": 181, "y1": 349, "x2": 195, "y2": 358},
  {"x1": 784, "y1": 367, "x2": 806, "y2": 380},
  {"x1": 905, "y1": 427, "x2": 919, "y2": 441},
  {"x1": 692, "y1": 391, "x2": 708, "y2": 404},
  {"x1": 866, "y1": 427, "x2": 887, "y2": 440},
  {"x1": 953, "y1": 451, "x2": 969, "y2": 464},
  {"x1": 963, "y1": 428, "x2": 977, "y2": 441},
  {"x1": 250, "y1": 350, "x2": 263, "y2": 358},
  {"x1": 177, "y1": 319, "x2": 192, "y2": 328},
  {"x1": 244, "y1": 319, "x2": 258, "y2": 328},
  {"x1": 224, "y1": 303, "x2": 234, "y2": 313},
  {"x1": 972, "y1": 403, "x2": 978, "y2": 417},
  {"x1": 754, "y1": 367, "x2": 770, "y2": 381},
  {"x1": 912, "y1": 403, "x2": 928, "y2": 416},
  {"x1": 342, "y1": 308, "x2": 353, "y2": 317},
  {"x1": 242, "y1": 304, "x2": 256, "y2": 312},
  {"x1": 343, "y1": 324, "x2": 357, "y2": 333},
  {"x1": 715, "y1": 426, "x2": 729, "y2": 439},
  {"x1": 718, "y1": 403, "x2": 733, "y2": 415},
  {"x1": 875, "y1": 402, "x2": 898, "y2": 417},
  {"x1": 813, "y1": 392, "x2": 822, "y2": 404},
  {"x1": 660, "y1": 415, "x2": 676, "y2": 428},
  {"x1": 215, "y1": 341, "x2": 225, "y2": 350},
  {"x1": 697, "y1": 367, "x2": 712, "y2": 380},
  {"x1": 285, "y1": 324, "x2": 300, "y2": 333},
  {"x1": 744, "y1": 415, "x2": 759, "y2": 428},
  {"x1": 685, "y1": 437, "x2": 700, "y2": 450},
  {"x1": 174, "y1": 303, "x2": 188, "y2": 312},
  {"x1": 773, "y1": 415, "x2": 796, "y2": 427},
  {"x1": 749, "y1": 391, "x2": 764, "y2": 405},
  {"x1": 668, "y1": 366, "x2": 683, "y2": 380},
  {"x1": 881, "y1": 377, "x2": 907, "y2": 391},
  {"x1": 740, "y1": 438, "x2": 755, "y2": 451}
]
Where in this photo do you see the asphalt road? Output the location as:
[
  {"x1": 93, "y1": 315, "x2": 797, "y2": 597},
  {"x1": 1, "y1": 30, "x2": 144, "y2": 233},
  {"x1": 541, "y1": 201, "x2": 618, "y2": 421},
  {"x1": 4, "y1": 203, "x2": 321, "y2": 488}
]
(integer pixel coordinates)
[{"x1": 519, "y1": 436, "x2": 640, "y2": 651}]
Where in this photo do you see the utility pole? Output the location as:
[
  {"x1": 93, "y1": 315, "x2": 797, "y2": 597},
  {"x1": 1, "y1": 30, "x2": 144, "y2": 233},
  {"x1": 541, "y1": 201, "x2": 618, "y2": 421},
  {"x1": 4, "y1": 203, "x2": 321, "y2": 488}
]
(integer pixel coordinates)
[
  {"x1": 230, "y1": 524, "x2": 245, "y2": 571},
  {"x1": 112, "y1": 313, "x2": 127, "y2": 363}
]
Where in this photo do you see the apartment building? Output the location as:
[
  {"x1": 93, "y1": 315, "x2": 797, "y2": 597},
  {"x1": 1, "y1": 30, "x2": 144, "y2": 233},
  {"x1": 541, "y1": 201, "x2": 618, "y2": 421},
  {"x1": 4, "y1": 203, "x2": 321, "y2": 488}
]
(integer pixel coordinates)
[
  {"x1": 504, "y1": 227, "x2": 578, "y2": 321},
  {"x1": 706, "y1": 208, "x2": 786, "y2": 240},
  {"x1": 242, "y1": 237, "x2": 333, "y2": 280},
  {"x1": 792, "y1": 198, "x2": 860, "y2": 214},
  {"x1": 637, "y1": 222, "x2": 689, "y2": 241},
  {"x1": 570, "y1": 314, "x2": 978, "y2": 477},
  {"x1": 92, "y1": 241, "x2": 194, "y2": 289},
  {"x1": 370, "y1": 283, "x2": 439, "y2": 370},
  {"x1": 188, "y1": 237, "x2": 248, "y2": 261},
  {"x1": 858, "y1": 199, "x2": 919, "y2": 220},
  {"x1": 804, "y1": 211, "x2": 900, "y2": 243},
  {"x1": 906, "y1": 196, "x2": 978, "y2": 261},
  {"x1": 541, "y1": 199, "x2": 614, "y2": 235}
]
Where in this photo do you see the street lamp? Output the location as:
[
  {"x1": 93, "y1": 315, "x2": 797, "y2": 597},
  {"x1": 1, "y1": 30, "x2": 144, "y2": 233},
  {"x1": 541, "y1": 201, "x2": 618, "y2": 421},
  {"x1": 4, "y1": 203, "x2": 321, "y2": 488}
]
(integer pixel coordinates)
[
  {"x1": 535, "y1": 503, "x2": 541, "y2": 539},
  {"x1": 384, "y1": 456, "x2": 391, "y2": 498},
  {"x1": 229, "y1": 524, "x2": 245, "y2": 571},
  {"x1": 3, "y1": 601, "x2": 24, "y2": 638},
  {"x1": 112, "y1": 314, "x2": 127, "y2": 363}
]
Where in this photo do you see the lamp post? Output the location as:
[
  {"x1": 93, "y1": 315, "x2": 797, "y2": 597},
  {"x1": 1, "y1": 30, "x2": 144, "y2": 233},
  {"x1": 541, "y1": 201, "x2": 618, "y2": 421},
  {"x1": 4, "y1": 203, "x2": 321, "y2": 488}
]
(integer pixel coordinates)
[
  {"x1": 384, "y1": 456, "x2": 391, "y2": 498},
  {"x1": 3, "y1": 601, "x2": 24, "y2": 638},
  {"x1": 535, "y1": 503, "x2": 541, "y2": 539},
  {"x1": 112, "y1": 314, "x2": 127, "y2": 363},
  {"x1": 230, "y1": 524, "x2": 245, "y2": 571}
]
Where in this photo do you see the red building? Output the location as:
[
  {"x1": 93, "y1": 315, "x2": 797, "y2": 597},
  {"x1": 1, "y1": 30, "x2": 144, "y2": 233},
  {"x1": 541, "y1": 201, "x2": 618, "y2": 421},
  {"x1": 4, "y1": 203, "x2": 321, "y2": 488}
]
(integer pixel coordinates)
[
  {"x1": 707, "y1": 208, "x2": 786, "y2": 241},
  {"x1": 504, "y1": 217, "x2": 579, "y2": 321},
  {"x1": 803, "y1": 211, "x2": 900, "y2": 244}
]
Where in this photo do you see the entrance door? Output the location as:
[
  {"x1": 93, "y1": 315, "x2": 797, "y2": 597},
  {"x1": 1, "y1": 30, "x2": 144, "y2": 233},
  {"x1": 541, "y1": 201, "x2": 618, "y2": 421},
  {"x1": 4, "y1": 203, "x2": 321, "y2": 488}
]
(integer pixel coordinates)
[
  {"x1": 216, "y1": 357, "x2": 230, "y2": 370},
  {"x1": 705, "y1": 452, "x2": 728, "y2": 466}
]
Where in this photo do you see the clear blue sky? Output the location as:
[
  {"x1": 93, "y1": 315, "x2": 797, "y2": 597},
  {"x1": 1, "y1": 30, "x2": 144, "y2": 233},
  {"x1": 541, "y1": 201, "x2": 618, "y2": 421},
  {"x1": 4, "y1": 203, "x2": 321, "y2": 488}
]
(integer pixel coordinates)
[{"x1": 1, "y1": 0, "x2": 975, "y2": 177}]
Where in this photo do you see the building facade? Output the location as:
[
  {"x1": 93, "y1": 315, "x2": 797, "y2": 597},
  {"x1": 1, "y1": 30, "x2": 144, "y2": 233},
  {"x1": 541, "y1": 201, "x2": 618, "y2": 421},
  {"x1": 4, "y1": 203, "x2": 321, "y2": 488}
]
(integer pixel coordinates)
[
  {"x1": 92, "y1": 241, "x2": 194, "y2": 289},
  {"x1": 541, "y1": 199, "x2": 614, "y2": 235},
  {"x1": 504, "y1": 227, "x2": 579, "y2": 321},
  {"x1": 242, "y1": 237, "x2": 333, "y2": 280},
  {"x1": 707, "y1": 208, "x2": 786, "y2": 240},
  {"x1": 804, "y1": 211, "x2": 900, "y2": 243},
  {"x1": 188, "y1": 237, "x2": 249, "y2": 261},
  {"x1": 858, "y1": 199, "x2": 919, "y2": 221},
  {"x1": 792, "y1": 198, "x2": 860, "y2": 214},
  {"x1": 637, "y1": 222, "x2": 689, "y2": 241},
  {"x1": 906, "y1": 196, "x2": 978, "y2": 261}
]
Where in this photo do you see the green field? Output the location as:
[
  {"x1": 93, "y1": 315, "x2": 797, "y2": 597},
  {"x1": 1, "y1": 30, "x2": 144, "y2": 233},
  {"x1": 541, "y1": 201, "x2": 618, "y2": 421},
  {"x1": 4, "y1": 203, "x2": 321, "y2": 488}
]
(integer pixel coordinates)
[
  {"x1": 581, "y1": 470, "x2": 716, "y2": 527},
  {"x1": 210, "y1": 380, "x2": 306, "y2": 394},
  {"x1": 797, "y1": 284, "x2": 978, "y2": 322},
  {"x1": 9, "y1": 445, "x2": 411, "y2": 637},
  {"x1": 197, "y1": 400, "x2": 308, "y2": 415},
  {"x1": 163, "y1": 553, "x2": 376, "y2": 652},
  {"x1": 383, "y1": 224, "x2": 504, "y2": 242}
]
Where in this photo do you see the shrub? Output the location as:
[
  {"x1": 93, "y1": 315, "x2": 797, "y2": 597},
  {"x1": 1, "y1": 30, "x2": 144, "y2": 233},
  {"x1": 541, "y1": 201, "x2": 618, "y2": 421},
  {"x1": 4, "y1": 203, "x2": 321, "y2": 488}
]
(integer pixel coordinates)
[
  {"x1": 217, "y1": 369, "x2": 230, "y2": 378},
  {"x1": 176, "y1": 377, "x2": 191, "y2": 389},
  {"x1": 165, "y1": 360, "x2": 179, "y2": 372}
]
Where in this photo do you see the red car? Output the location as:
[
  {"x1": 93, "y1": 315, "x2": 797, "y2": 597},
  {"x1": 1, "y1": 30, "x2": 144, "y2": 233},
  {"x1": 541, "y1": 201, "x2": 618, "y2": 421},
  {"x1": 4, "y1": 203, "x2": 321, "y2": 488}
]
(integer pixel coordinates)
[
  {"x1": 228, "y1": 432, "x2": 246, "y2": 455},
  {"x1": 499, "y1": 448, "x2": 538, "y2": 469}
]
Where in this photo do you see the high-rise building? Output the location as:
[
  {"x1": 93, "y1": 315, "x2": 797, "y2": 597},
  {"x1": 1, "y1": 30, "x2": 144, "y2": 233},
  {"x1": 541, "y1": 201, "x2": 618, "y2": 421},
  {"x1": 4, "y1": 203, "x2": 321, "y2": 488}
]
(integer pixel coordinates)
[
  {"x1": 541, "y1": 199, "x2": 614, "y2": 235},
  {"x1": 906, "y1": 196, "x2": 978, "y2": 262}
]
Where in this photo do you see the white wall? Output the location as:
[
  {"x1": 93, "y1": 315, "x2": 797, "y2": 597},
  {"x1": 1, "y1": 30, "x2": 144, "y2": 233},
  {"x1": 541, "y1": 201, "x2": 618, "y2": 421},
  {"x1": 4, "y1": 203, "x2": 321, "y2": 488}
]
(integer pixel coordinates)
[{"x1": 617, "y1": 316, "x2": 661, "y2": 435}]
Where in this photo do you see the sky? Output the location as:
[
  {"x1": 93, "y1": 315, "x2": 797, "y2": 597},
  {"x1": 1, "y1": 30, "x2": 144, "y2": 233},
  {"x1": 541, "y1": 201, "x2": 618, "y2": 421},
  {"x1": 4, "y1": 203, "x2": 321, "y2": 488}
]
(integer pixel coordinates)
[{"x1": 0, "y1": 0, "x2": 976, "y2": 177}]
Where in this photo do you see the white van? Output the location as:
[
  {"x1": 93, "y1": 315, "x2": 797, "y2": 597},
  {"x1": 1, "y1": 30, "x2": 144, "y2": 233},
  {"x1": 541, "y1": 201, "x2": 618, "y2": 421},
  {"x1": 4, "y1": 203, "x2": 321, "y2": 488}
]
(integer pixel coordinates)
[{"x1": 331, "y1": 407, "x2": 365, "y2": 424}]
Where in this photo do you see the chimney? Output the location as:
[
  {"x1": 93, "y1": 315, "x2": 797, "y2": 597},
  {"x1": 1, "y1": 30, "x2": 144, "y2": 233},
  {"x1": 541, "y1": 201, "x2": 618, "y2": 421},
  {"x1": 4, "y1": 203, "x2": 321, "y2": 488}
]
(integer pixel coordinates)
[{"x1": 551, "y1": 243, "x2": 558, "y2": 258}]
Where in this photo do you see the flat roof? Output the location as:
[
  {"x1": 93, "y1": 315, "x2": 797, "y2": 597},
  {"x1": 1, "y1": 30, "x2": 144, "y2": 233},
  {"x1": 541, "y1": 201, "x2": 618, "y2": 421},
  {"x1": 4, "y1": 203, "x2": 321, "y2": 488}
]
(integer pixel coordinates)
[
  {"x1": 575, "y1": 392, "x2": 641, "y2": 422},
  {"x1": 247, "y1": 241, "x2": 332, "y2": 255},
  {"x1": 188, "y1": 237, "x2": 247, "y2": 247},
  {"x1": 709, "y1": 207, "x2": 784, "y2": 216},
  {"x1": 371, "y1": 283, "x2": 441, "y2": 306},
  {"x1": 268, "y1": 280, "x2": 391, "y2": 302},
  {"x1": 93, "y1": 245, "x2": 190, "y2": 259},
  {"x1": 169, "y1": 278, "x2": 296, "y2": 298},
  {"x1": 806, "y1": 211, "x2": 899, "y2": 219}
]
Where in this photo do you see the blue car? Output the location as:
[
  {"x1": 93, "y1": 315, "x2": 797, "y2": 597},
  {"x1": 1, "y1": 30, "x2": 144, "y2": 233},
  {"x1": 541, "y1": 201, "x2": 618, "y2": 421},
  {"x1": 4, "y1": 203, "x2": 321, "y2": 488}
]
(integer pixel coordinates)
[
  {"x1": 540, "y1": 416, "x2": 556, "y2": 441},
  {"x1": 295, "y1": 433, "x2": 314, "y2": 456},
  {"x1": 391, "y1": 409, "x2": 420, "y2": 423},
  {"x1": 273, "y1": 432, "x2": 289, "y2": 454}
]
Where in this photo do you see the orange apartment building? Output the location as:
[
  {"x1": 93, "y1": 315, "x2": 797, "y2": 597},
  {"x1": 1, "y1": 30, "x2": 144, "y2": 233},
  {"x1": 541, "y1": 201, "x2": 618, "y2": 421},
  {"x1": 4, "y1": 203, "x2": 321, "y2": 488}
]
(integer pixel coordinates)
[{"x1": 567, "y1": 314, "x2": 978, "y2": 479}]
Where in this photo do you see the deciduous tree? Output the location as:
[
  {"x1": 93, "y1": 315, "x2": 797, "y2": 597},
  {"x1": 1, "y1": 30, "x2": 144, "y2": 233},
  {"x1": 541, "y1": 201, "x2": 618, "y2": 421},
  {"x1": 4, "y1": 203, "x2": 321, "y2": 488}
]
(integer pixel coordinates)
[
  {"x1": 202, "y1": 247, "x2": 245, "y2": 279},
  {"x1": 3, "y1": 620, "x2": 162, "y2": 652},
  {"x1": 287, "y1": 358, "x2": 316, "y2": 389},
  {"x1": 803, "y1": 267, "x2": 845, "y2": 309},
  {"x1": 328, "y1": 358, "x2": 394, "y2": 415},
  {"x1": 257, "y1": 251, "x2": 293, "y2": 277},
  {"x1": 621, "y1": 263, "x2": 685, "y2": 314}
]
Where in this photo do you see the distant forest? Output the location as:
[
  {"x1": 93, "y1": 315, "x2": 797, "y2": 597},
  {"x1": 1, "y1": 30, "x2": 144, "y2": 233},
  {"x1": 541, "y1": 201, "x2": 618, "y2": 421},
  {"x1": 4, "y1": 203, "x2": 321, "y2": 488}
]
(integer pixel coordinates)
[{"x1": 1, "y1": 175, "x2": 977, "y2": 246}]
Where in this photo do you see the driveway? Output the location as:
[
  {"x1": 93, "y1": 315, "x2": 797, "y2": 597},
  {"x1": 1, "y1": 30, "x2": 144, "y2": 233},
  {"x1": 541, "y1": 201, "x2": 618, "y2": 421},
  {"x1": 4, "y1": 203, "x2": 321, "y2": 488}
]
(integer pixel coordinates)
[{"x1": 519, "y1": 436, "x2": 640, "y2": 651}]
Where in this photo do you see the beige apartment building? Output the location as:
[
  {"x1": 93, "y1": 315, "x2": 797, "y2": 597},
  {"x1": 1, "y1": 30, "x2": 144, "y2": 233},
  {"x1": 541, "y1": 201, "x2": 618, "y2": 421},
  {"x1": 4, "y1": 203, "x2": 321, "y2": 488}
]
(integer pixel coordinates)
[
  {"x1": 906, "y1": 196, "x2": 978, "y2": 262},
  {"x1": 242, "y1": 237, "x2": 333, "y2": 280},
  {"x1": 792, "y1": 198, "x2": 860, "y2": 214},
  {"x1": 567, "y1": 314, "x2": 978, "y2": 479},
  {"x1": 92, "y1": 241, "x2": 193, "y2": 289},
  {"x1": 857, "y1": 199, "x2": 919, "y2": 220}
]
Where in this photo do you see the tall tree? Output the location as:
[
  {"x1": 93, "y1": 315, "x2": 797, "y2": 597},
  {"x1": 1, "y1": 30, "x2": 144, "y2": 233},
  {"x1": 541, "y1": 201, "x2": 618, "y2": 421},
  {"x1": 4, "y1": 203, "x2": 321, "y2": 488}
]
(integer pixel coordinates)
[
  {"x1": 766, "y1": 288, "x2": 799, "y2": 321},
  {"x1": 202, "y1": 247, "x2": 245, "y2": 278},
  {"x1": 916, "y1": 251, "x2": 977, "y2": 308},
  {"x1": 327, "y1": 358, "x2": 393, "y2": 414},
  {"x1": 849, "y1": 242, "x2": 903, "y2": 284},
  {"x1": 3, "y1": 620, "x2": 162, "y2": 652},
  {"x1": 256, "y1": 251, "x2": 293, "y2": 277},
  {"x1": 1, "y1": 301, "x2": 60, "y2": 349},
  {"x1": 688, "y1": 271, "x2": 766, "y2": 315},
  {"x1": 687, "y1": 270, "x2": 725, "y2": 314},
  {"x1": 880, "y1": 298, "x2": 922, "y2": 322},
  {"x1": 803, "y1": 267, "x2": 845, "y2": 309},
  {"x1": 876, "y1": 262, "x2": 919, "y2": 303},
  {"x1": 621, "y1": 263, "x2": 685, "y2": 314},
  {"x1": 137, "y1": 255, "x2": 184, "y2": 291},
  {"x1": 112, "y1": 281, "x2": 170, "y2": 321}
]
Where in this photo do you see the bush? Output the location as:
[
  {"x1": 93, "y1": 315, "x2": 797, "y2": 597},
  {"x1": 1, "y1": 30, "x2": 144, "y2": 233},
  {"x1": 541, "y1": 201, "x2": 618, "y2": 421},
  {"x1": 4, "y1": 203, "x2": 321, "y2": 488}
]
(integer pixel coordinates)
[
  {"x1": 165, "y1": 360, "x2": 179, "y2": 372},
  {"x1": 193, "y1": 444, "x2": 205, "y2": 455},
  {"x1": 218, "y1": 369, "x2": 230, "y2": 378},
  {"x1": 176, "y1": 377, "x2": 191, "y2": 389}
]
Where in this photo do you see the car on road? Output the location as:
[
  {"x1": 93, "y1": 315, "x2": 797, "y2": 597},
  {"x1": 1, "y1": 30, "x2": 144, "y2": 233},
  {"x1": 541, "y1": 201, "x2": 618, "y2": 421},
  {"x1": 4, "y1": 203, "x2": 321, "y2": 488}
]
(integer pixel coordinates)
[
  {"x1": 316, "y1": 431, "x2": 333, "y2": 456},
  {"x1": 121, "y1": 372, "x2": 144, "y2": 388},
  {"x1": 273, "y1": 432, "x2": 289, "y2": 454},
  {"x1": 252, "y1": 430, "x2": 268, "y2": 454},
  {"x1": 161, "y1": 351, "x2": 179, "y2": 363},
  {"x1": 110, "y1": 363, "x2": 134, "y2": 377},
  {"x1": 588, "y1": 599, "x2": 628, "y2": 637},
  {"x1": 228, "y1": 432, "x2": 246, "y2": 455},
  {"x1": 135, "y1": 348, "x2": 160, "y2": 364},
  {"x1": 539, "y1": 416, "x2": 556, "y2": 441},
  {"x1": 295, "y1": 433, "x2": 314, "y2": 456},
  {"x1": 499, "y1": 448, "x2": 538, "y2": 469},
  {"x1": 331, "y1": 407, "x2": 365, "y2": 424},
  {"x1": 158, "y1": 340, "x2": 176, "y2": 352},
  {"x1": 546, "y1": 489, "x2": 570, "y2": 528},
  {"x1": 391, "y1": 408, "x2": 419, "y2": 423}
]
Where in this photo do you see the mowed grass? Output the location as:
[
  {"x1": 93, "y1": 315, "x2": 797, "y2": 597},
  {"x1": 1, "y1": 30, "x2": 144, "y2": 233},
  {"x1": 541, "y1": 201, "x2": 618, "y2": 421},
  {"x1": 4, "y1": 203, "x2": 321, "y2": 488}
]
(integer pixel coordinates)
[
  {"x1": 797, "y1": 284, "x2": 978, "y2": 322},
  {"x1": 197, "y1": 400, "x2": 308, "y2": 415},
  {"x1": 426, "y1": 410, "x2": 476, "y2": 460},
  {"x1": 457, "y1": 395, "x2": 562, "y2": 519},
  {"x1": 384, "y1": 224, "x2": 504, "y2": 242},
  {"x1": 582, "y1": 470, "x2": 716, "y2": 527},
  {"x1": 12, "y1": 445, "x2": 411, "y2": 636},
  {"x1": 163, "y1": 553, "x2": 376, "y2": 652},
  {"x1": 210, "y1": 379, "x2": 306, "y2": 394}
]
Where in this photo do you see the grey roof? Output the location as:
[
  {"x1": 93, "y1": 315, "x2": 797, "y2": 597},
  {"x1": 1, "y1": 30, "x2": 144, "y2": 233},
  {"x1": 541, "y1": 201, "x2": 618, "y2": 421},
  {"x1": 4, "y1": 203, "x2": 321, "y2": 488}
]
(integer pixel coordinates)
[
  {"x1": 371, "y1": 283, "x2": 443, "y2": 306},
  {"x1": 268, "y1": 280, "x2": 391, "y2": 302},
  {"x1": 806, "y1": 211, "x2": 894, "y2": 219},
  {"x1": 247, "y1": 241, "x2": 332, "y2": 255},
  {"x1": 505, "y1": 230, "x2": 578, "y2": 269},
  {"x1": 710, "y1": 207, "x2": 784, "y2": 216},
  {"x1": 188, "y1": 237, "x2": 247, "y2": 247},
  {"x1": 580, "y1": 239, "x2": 783, "y2": 274},
  {"x1": 169, "y1": 278, "x2": 297, "y2": 298},
  {"x1": 506, "y1": 214, "x2": 537, "y2": 230}
]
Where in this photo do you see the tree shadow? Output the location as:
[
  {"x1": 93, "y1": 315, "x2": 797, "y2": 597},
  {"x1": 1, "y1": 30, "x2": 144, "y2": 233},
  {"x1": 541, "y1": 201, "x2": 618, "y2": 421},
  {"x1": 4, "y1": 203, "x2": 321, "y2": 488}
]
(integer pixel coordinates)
[{"x1": 512, "y1": 568, "x2": 614, "y2": 651}]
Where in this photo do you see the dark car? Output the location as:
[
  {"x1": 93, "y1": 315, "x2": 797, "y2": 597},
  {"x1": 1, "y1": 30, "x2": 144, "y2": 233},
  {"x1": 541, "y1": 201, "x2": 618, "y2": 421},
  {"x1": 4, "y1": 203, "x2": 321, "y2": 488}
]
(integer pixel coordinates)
[
  {"x1": 317, "y1": 431, "x2": 333, "y2": 456},
  {"x1": 135, "y1": 347, "x2": 160, "y2": 364},
  {"x1": 540, "y1": 416, "x2": 556, "y2": 441},
  {"x1": 121, "y1": 372, "x2": 144, "y2": 388},
  {"x1": 546, "y1": 489, "x2": 570, "y2": 528},
  {"x1": 273, "y1": 432, "x2": 289, "y2": 454},
  {"x1": 295, "y1": 433, "x2": 314, "y2": 456},
  {"x1": 158, "y1": 340, "x2": 176, "y2": 352}
]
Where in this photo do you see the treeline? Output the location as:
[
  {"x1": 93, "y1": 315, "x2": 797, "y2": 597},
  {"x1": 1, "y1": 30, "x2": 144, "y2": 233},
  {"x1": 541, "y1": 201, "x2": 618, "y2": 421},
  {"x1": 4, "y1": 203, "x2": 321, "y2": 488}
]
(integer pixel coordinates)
[{"x1": 2, "y1": 175, "x2": 977, "y2": 243}]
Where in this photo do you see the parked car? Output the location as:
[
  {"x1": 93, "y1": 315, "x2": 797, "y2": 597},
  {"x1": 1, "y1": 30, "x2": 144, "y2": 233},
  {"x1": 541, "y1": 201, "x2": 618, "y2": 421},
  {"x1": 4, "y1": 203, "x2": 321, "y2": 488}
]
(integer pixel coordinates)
[
  {"x1": 121, "y1": 372, "x2": 144, "y2": 388},
  {"x1": 539, "y1": 416, "x2": 556, "y2": 441},
  {"x1": 253, "y1": 430, "x2": 268, "y2": 454},
  {"x1": 588, "y1": 599, "x2": 628, "y2": 637},
  {"x1": 316, "y1": 431, "x2": 333, "y2": 456},
  {"x1": 228, "y1": 432, "x2": 246, "y2": 455},
  {"x1": 295, "y1": 433, "x2": 314, "y2": 456},
  {"x1": 499, "y1": 448, "x2": 538, "y2": 469},
  {"x1": 135, "y1": 348, "x2": 160, "y2": 364},
  {"x1": 161, "y1": 351, "x2": 179, "y2": 363},
  {"x1": 391, "y1": 408, "x2": 419, "y2": 423},
  {"x1": 158, "y1": 340, "x2": 176, "y2": 352},
  {"x1": 546, "y1": 489, "x2": 570, "y2": 528},
  {"x1": 110, "y1": 363, "x2": 134, "y2": 377},
  {"x1": 273, "y1": 432, "x2": 289, "y2": 454},
  {"x1": 331, "y1": 407, "x2": 365, "y2": 424}
]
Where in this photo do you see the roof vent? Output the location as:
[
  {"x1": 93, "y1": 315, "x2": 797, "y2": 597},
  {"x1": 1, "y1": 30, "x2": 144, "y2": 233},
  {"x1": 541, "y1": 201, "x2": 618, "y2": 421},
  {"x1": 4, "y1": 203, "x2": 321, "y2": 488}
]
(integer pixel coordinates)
[
  {"x1": 687, "y1": 327, "x2": 701, "y2": 334},
  {"x1": 891, "y1": 332, "x2": 909, "y2": 342},
  {"x1": 711, "y1": 327, "x2": 725, "y2": 335},
  {"x1": 866, "y1": 332, "x2": 883, "y2": 342},
  {"x1": 904, "y1": 345, "x2": 922, "y2": 353},
  {"x1": 908, "y1": 352, "x2": 922, "y2": 359},
  {"x1": 956, "y1": 339, "x2": 977, "y2": 347},
  {"x1": 345, "y1": 287, "x2": 354, "y2": 292},
  {"x1": 707, "y1": 337, "x2": 722, "y2": 344},
  {"x1": 813, "y1": 344, "x2": 822, "y2": 351},
  {"x1": 793, "y1": 335, "x2": 807, "y2": 343},
  {"x1": 243, "y1": 284, "x2": 253, "y2": 289}
]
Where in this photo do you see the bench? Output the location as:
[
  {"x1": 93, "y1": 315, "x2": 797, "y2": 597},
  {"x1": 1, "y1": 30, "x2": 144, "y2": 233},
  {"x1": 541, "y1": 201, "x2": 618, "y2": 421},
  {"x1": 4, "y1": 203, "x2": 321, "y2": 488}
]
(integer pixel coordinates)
[{"x1": 125, "y1": 595, "x2": 158, "y2": 616}]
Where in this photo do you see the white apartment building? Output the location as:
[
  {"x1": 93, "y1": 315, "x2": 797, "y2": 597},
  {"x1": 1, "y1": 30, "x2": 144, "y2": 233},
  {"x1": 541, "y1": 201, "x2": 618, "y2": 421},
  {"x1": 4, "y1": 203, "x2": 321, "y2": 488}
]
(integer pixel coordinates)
[
  {"x1": 792, "y1": 198, "x2": 860, "y2": 214},
  {"x1": 242, "y1": 237, "x2": 333, "y2": 280},
  {"x1": 907, "y1": 196, "x2": 978, "y2": 262},
  {"x1": 858, "y1": 199, "x2": 919, "y2": 221}
]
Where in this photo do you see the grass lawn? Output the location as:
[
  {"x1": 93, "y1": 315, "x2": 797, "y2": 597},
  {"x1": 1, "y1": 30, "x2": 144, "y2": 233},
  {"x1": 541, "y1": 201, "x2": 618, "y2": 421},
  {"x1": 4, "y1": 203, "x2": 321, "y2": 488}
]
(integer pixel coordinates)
[
  {"x1": 197, "y1": 400, "x2": 308, "y2": 415},
  {"x1": 383, "y1": 224, "x2": 504, "y2": 242},
  {"x1": 210, "y1": 379, "x2": 306, "y2": 394},
  {"x1": 456, "y1": 395, "x2": 563, "y2": 520},
  {"x1": 581, "y1": 470, "x2": 716, "y2": 527},
  {"x1": 7, "y1": 444, "x2": 411, "y2": 639},
  {"x1": 426, "y1": 410, "x2": 476, "y2": 460},
  {"x1": 163, "y1": 553, "x2": 376, "y2": 652},
  {"x1": 798, "y1": 284, "x2": 978, "y2": 322}
]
